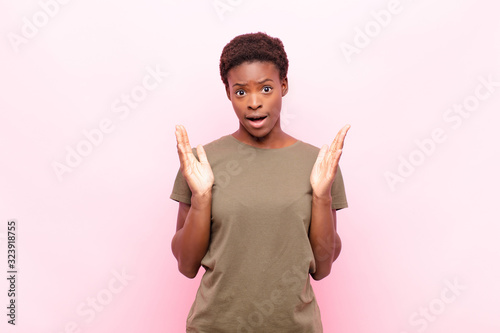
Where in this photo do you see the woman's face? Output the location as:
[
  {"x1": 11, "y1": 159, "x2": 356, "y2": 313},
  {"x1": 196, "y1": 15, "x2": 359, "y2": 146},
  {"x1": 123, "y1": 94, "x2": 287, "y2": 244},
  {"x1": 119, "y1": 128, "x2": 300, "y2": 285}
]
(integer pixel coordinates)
[{"x1": 225, "y1": 61, "x2": 288, "y2": 141}]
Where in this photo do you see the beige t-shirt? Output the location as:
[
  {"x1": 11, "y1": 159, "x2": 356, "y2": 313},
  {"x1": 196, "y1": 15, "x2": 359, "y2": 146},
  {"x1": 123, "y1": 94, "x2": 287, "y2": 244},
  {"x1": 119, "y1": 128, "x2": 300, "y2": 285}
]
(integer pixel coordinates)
[{"x1": 170, "y1": 135, "x2": 348, "y2": 333}]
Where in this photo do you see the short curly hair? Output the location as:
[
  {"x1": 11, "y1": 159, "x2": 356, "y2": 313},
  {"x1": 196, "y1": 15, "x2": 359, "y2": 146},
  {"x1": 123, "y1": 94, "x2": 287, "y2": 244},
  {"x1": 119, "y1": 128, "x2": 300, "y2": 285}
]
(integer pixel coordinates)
[{"x1": 219, "y1": 32, "x2": 289, "y2": 88}]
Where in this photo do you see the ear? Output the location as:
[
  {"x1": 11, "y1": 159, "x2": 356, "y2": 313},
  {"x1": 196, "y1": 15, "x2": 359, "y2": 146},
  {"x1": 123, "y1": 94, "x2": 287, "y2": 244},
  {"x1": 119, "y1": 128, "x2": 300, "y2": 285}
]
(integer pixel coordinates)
[
  {"x1": 281, "y1": 77, "x2": 289, "y2": 97},
  {"x1": 225, "y1": 85, "x2": 231, "y2": 101}
]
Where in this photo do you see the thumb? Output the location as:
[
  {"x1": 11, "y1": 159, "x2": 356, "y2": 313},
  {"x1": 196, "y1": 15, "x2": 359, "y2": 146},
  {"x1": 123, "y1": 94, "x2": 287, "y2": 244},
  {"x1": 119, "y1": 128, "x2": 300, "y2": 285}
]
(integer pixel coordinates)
[
  {"x1": 315, "y1": 144, "x2": 328, "y2": 165},
  {"x1": 196, "y1": 144, "x2": 209, "y2": 164}
]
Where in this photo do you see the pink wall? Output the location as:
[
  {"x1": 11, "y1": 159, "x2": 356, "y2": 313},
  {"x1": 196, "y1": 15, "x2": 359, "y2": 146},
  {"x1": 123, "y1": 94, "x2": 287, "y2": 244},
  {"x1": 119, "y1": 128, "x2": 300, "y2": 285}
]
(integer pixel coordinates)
[{"x1": 1, "y1": 0, "x2": 499, "y2": 332}]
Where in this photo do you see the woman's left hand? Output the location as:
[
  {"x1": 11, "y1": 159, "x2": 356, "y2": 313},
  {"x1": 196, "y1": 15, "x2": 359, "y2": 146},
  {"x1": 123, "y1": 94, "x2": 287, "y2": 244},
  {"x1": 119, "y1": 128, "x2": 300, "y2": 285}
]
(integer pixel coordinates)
[{"x1": 310, "y1": 124, "x2": 350, "y2": 199}]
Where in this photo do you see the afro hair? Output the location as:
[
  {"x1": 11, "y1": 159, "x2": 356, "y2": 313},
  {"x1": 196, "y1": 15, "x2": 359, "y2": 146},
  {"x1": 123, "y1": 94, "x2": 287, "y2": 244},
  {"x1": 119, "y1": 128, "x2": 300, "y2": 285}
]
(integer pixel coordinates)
[{"x1": 219, "y1": 32, "x2": 289, "y2": 88}]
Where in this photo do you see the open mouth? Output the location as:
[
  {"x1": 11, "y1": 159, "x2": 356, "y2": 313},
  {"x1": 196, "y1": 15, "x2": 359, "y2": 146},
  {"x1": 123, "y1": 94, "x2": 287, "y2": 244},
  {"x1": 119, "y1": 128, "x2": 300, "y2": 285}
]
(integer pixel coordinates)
[
  {"x1": 246, "y1": 115, "x2": 268, "y2": 129},
  {"x1": 247, "y1": 115, "x2": 267, "y2": 122}
]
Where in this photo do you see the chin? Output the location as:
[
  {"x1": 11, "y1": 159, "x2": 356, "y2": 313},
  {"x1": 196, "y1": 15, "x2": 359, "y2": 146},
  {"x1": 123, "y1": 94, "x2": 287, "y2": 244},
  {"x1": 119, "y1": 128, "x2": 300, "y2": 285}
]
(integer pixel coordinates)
[{"x1": 246, "y1": 127, "x2": 271, "y2": 139}]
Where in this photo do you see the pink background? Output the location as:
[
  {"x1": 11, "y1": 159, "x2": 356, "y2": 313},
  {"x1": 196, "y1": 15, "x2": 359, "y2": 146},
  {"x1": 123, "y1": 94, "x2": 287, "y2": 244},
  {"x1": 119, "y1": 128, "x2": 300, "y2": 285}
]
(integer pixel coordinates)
[{"x1": 1, "y1": 0, "x2": 499, "y2": 332}]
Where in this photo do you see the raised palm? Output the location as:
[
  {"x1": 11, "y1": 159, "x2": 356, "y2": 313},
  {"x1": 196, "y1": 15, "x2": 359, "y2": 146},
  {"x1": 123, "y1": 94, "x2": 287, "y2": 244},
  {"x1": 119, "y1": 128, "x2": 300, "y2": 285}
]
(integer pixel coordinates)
[
  {"x1": 310, "y1": 125, "x2": 350, "y2": 199},
  {"x1": 175, "y1": 125, "x2": 214, "y2": 196}
]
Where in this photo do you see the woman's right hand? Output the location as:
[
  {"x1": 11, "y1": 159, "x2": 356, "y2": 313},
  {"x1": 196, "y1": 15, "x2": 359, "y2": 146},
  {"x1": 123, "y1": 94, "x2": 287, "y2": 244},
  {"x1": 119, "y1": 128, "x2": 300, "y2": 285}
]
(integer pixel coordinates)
[{"x1": 175, "y1": 125, "x2": 214, "y2": 197}]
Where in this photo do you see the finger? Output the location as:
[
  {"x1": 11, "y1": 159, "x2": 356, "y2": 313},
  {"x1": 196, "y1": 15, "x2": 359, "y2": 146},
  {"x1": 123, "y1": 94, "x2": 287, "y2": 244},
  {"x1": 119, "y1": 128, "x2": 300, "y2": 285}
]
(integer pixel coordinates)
[
  {"x1": 330, "y1": 124, "x2": 351, "y2": 152},
  {"x1": 337, "y1": 124, "x2": 350, "y2": 150},
  {"x1": 328, "y1": 149, "x2": 343, "y2": 179},
  {"x1": 196, "y1": 144, "x2": 209, "y2": 164},
  {"x1": 329, "y1": 128, "x2": 342, "y2": 151},
  {"x1": 331, "y1": 149, "x2": 343, "y2": 168},
  {"x1": 175, "y1": 125, "x2": 191, "y2": 167},
  {"x1": 178, "y1": 125, "x2": 194, "y2": 154},
  {"x1": 178, "y1": 125, "x2": 192, "y2": 150},
  {"x1": 315, "y1": 144, "x2": 329, "y2": 165},
  {"x1": 174, "y1": 125, "x2": 183, "y2": 147},
  {"x1": 333, "y1": 124, "x2": 350, "y2": 150}
]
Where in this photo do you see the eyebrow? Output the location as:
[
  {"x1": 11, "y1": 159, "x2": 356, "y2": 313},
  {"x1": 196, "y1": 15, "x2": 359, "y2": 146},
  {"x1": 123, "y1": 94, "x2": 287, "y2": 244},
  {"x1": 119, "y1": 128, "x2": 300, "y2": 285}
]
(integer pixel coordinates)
[{"x1": 232, "y1": 78, "x2": 274, "y2": 88}]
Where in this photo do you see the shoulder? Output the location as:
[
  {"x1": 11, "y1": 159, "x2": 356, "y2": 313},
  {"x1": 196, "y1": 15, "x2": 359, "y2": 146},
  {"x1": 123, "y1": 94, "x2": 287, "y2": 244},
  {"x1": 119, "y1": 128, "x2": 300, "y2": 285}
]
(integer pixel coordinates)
[
  {"x1": 192, "y1": 135, "x2": 237, "y2": 163},
  {"x1": 196, "y1": 135, "x2": 236, "y2": 154},
  {"x1": 295, "y1": 140, "x2": 321, "y2": 159},
  {"x1": 203, "y1": 135, "x2": 235, "y2": 151},
  {"x1": 297, "y1": 140, "x2": 320, "y2": 152}
]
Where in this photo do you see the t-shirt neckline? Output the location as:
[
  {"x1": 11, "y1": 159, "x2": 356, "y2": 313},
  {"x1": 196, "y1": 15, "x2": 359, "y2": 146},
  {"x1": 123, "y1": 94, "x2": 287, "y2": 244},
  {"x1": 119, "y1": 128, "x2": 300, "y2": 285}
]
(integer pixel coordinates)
[{"x1": 226, "y1": 134, "x2": 302, "y2": 151}]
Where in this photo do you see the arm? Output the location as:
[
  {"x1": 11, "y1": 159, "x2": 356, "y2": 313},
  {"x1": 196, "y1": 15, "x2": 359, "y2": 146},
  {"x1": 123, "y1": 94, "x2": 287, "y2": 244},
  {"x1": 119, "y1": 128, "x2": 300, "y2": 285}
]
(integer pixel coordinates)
[
  {"x1": 309, "y1": 201, "x2": 342, "y2": 281},
  {"x1": 171, "y1": 125, "x2": 214, "y2": 278},
  {"x1": 171, "y1": 196, "x2": 212, "y2": 278},
  {"x1": 309, "y1": 124, "x2": 350, "y2": 281}
]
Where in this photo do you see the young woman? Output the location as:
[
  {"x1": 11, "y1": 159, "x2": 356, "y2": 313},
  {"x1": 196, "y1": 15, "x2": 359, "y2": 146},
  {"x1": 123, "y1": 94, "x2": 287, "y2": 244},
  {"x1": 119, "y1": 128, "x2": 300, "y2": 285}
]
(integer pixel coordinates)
[{"x1": 171, "y1": 32, "x2": 350, "y2": 332}]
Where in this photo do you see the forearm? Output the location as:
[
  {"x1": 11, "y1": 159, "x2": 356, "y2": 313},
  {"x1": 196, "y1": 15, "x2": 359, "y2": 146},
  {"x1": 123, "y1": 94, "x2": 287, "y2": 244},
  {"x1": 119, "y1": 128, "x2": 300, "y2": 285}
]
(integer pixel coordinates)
[
  {"x1": 171, "y1": 192, "x2": 212, "y2": 278},
  {"x1": 309, "y1": 194, "x2": 342, "y2": 280}
]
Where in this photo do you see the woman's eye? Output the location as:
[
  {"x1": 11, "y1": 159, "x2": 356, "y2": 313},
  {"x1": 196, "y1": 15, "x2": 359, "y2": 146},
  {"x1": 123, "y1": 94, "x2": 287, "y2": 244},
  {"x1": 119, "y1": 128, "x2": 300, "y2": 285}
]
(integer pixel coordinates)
[
  {"x1": 236, "y1": 90, "x2": 246, "y2": 96},
  {"x1": 262, "y1": 86, "x2": 272, "y2": 93}
]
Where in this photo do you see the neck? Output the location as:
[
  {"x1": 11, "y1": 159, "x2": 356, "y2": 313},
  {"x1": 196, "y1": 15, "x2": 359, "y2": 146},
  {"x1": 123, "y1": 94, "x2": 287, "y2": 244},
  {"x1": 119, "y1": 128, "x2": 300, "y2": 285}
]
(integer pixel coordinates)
[{"x1": 232, "y1": 122, "x2": 296, "y2": 149}]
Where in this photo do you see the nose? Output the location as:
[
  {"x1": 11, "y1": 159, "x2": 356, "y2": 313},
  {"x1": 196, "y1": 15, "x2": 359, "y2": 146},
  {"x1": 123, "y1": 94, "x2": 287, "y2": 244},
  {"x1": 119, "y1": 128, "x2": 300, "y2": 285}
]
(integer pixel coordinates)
[{"x1": 247, "y1": 93, "x2": 262, "y2": 110}]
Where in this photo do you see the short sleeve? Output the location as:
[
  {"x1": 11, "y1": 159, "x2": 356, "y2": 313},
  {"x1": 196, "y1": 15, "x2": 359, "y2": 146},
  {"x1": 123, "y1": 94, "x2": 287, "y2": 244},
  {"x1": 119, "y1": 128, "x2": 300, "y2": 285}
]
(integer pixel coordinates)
[
  {"x1": 170, "y1": 167, "x2": 192, "y2": 204},
  {"x1": 331, "y1": 165, "x2": 348, "y2": 210},
  {"x1": 169, "y1": 148, "x2": 198, "y2": 205}
]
